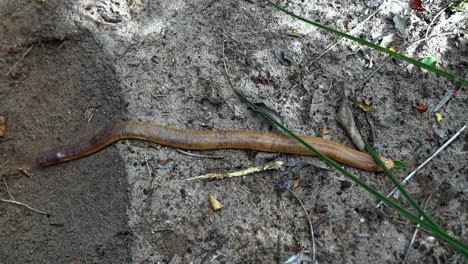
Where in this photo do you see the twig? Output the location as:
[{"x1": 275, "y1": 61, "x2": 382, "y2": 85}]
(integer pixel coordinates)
[
  {"x1": 424, "y1": 6, "x2": 449, "y2": 46},
  {"x1": 286, "y1": 188, "x2": 316, "y2": 264},
  {"x1": 222, "y1": 41, "x2": 236, "y2": 89},
  {"x1": 430, "y1": 85, "x2": 463, "y2": 114},
  {"x1": 0, "y1": 198, "x2": 48, "y2": 215},
  {"x1": 84, "y1": 103, "x2": 95, "y2": 123},
  {"x1": 143, "y1": 154, "x2": 153, "y2": 177},
  {"x1": 353, "y1": 32, "x2": 456, "y2": 96},
  {"x1": 3, "y1": 178, "x2": 14, "y2": 200},
  {"x1": 5, "y1": 44, "x2": 35, "y2": 76},
  {"x1": 222, "y1": 29, "x2": 243, "y2": 44},
  {"x1": 187, "y1": 160, "x2": 284, "y2": 181},
  {"x1": 276, "y1": 233, "x2": 282, "y2": 264},
  {"x1": 410, "y1": 32, "x2": 456, "y2": 48},
  {"x1": 176, "y1": 149, "x2": 224, "y2": 159},
  {"x1": 402, "y1": 195, "x2": 432, "y2": 264},
  {"x1": 376, "y1": 125, "x2": 466, "y2": 208},
  {"x1": 18, "y1": 167, "x2": 33, "y2": 179},
  {"x1": 57, "y1": 40, "x2": 67, "y2": 49},
  {"x1": 305, "y1": 3, "x2": 383, "y2": 67}
]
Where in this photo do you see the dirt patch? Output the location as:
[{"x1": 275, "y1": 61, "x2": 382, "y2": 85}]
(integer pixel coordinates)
[
  {"x1": 1, "y1": 2, "x2": 131, "y2": 262},
  {"x1": 1, "y1": 0, "x2": 466, "y2": 263}
]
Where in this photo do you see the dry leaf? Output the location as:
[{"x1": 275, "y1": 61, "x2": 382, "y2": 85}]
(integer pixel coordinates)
[
  {"x1": 321, "y1": 128, "x2": 330, "y2": 135},
  {"x1": 336, "y1": 96, "x2": 365, "y2": 151},
  {"x1": 209, "y1": 195, "x2": 224, "y2": 211},
  {"x1": 380, "y1": 33, "x2": 400, "y2": 48},
  {"x1": 435, "y1": 112, "x2": 443, "y2": 123},
  {"x1": 411, "y1": 0, "x2": 427, "y2": 12},
  {"x1": 416, "y1": 104, "x2": 428, "y2": 112},
  {"x1": 389, "y1": 46, "x2": 399, "y2": 52},
  {"x1": 292, "y1": 178, "x2": 301, "y2": 191},
  {"x1": 393, "y1": 15, "x2": 408, "y2": 38},
  {"x1": 274, "y1": 50, "x2": 292, "y2": 66},
  {"x1": 18, "y1": 168, "x2": 33, "y2": 179},
  {"x1": 357, "y1": 99, "x2": 373, "y2": 112}
]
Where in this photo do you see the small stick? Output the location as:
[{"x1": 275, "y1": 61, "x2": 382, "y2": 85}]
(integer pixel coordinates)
[
  {"x1": 57, "y1": 40, "x2": 67, "y2": 49},
  {"x1": 376, "y1": 125, "x2": 466, "y2": 208},
  {"x1": 305, "y1": 4, "x2": 383, "y2": 67},
  {"x1": 353, "y1": 32, "x2": 456, "y2": 95},
  {"x1": 430, "y1": 85, "x2": 462, "y2": 114},
  {"x1": 286, "y1": 188, "x2": 317, "y2": 264},
  {"x1": 222, "y1": 29, "x2": 243, "y2": 44},
  {"x1": 5, "y1": 44, "x2": 35, "y2": 76},
  {"x1": 3, "y1": 178, "x2": 14, "y2": 200},
  {"x1": 176, "y1": 149, "x2": 224, "y2": 159},
  {"x1": 187, "y1": 160, "x2": 284, "y2": 181},
  {"x1": 0, "y1": 198, "x2": 48, "y2": 215},
  {"x1": 18, "y1": 167, "x2": 33, "y2": 179},
  {"x1": 143, "y1": 154, "x2": 153, "y2": 177},
  {"x1": 424, "y1": 6, "x2": 449, "y2": 45},
  {"x1": 408, "y1": 32, "x2": 455, "y2": 47},
  {"x1": 402, "y1": 196, "x2": 432, "y2": 263}
]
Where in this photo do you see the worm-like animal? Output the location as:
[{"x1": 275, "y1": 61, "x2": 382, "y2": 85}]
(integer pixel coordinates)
[{"x1": 36, "y1": 121, "x2": 394, "y2": 171}]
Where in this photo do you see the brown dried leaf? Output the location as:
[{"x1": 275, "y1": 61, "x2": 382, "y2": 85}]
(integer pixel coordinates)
[
  {"x1": 336, "y1": 97, "x2": 365, "y2": 151},
  {"x1": 416, "y1": 104, "x2": 428, "y2": 112}
]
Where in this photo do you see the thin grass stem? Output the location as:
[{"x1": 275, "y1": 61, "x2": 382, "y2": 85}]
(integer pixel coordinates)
[{"x1": 266, "y1": 0, "x2": 468, "y2": 86}]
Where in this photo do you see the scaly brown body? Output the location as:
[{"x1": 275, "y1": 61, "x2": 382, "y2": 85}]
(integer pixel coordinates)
[{"x1": 36, "y1": 121, "x2": 394, "y2": 171}]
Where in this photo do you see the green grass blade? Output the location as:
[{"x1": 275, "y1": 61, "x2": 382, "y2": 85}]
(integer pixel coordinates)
[
  {"x1": 365, "y1": 143, "x2": 444, "y2": 231},
  {"x1": 266, "y1": 0, "x2": 468, "y2": 86},
  {"x1": 231, "y1": 87, "x2": 468, "y2": 257},
  {"x1": 222, "y1": 48, "x2": 468, "y2": 256}
]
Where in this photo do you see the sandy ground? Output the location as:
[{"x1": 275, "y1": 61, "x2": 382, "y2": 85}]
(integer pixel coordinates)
[{"x1": 1, "y1": 0, "x2": 467, "y2": 263}]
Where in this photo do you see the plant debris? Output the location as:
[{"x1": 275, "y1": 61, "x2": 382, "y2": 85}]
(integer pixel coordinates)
[
  {"x1": 187, "y1": 160, "x2": 284, "y2": 181},
  {"x1": 379, "y1": 33, "x2": 401, "y2": 48},
  {"x1": 321, "y1": 128, "x2": 330, "y2": 135},
  {"x1": 431, "y1": 88, "x2": 460, "y2": 114},
  {"x1": 251, "y1": 102, "x2": 285, "y2": 131},
  {"x1": 336, "y1": 95, "x2": 365, "y2": 151},
  {"x1": 450, "y1": 0, "x2": 468, "y2": 12},
  {"x1": 18, "y1": 168, "x2": 33, "y2": 179},
  {"x1": 0, "y1": 199, "x2": 49, "y2": 216},
  {"x1": 393, "y1": 15, "x2": 408, "y2": 38},
  {"x1": 292, "y1": 178, "x2": 300, "y2": 191},
  {"x1": 419, "y1": 56, "x2": 438, "y2": 73},
  {"x1": 432, "y1": 123, "x2": 446, "y2": 139},
  {"x1": 435, "y1": 112, "x2": 443, "y2": 123},
  {"x1": 282, "y1": 252, "x2": 312, "y2": 264},
  {"x1": 377, "y1": 125, "x2": 466, "y2": 207},
  {"x1": 274, "y1": 50, "x2": 292, "y2": 66},
  {"x1": 209, "y1": 195, "x2": 224, "y2": 211},
  {"x1": 411, "y1": 0, "x2": 427, "y2": 12},
  {"x1": 357, "y1": 99, "x2": 373, "y2": 112},
  {"x1": 0, "y1": 116, "x2": 6, "y2": 137},
  {"x1": 97, "y1": 4, "x2": 123, "y2": 23},
  {"x1": 416, "y1": 104, "x2": 428, "y2": 112}
]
